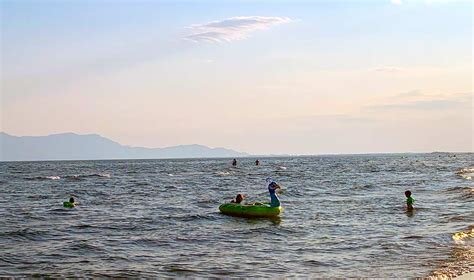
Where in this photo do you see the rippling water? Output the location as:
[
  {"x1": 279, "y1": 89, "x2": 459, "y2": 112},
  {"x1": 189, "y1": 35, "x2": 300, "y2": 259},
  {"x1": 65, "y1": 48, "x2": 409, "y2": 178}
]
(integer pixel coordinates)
[{"x1": 0, "y1": 154, "x2": 472, "y2": 278}]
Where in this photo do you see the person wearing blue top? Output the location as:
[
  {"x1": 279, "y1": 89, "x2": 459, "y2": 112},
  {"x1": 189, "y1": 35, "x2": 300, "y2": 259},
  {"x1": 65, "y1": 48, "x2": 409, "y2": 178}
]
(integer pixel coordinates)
[{"x1": 266, "y1": 178, "x2": 281, "y2": 207}]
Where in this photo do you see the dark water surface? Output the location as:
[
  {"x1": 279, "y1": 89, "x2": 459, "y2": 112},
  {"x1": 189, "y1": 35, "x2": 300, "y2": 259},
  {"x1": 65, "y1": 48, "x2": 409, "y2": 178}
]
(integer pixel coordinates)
[{"x1": 0, "y1": 154, "x2": 473, "y2": 278}]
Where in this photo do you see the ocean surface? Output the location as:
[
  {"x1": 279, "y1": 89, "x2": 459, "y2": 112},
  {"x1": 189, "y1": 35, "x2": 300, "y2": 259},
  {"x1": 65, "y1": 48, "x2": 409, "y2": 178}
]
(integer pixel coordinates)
[{"x1": 0, "y1": 154, "x2": 473, "y2": 278}]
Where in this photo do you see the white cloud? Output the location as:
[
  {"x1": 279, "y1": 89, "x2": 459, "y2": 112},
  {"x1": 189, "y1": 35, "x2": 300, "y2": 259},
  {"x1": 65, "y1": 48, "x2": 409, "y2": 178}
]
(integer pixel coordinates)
[
  {"x1": 370, "y1": 66, "x2": 405, "y2": 73},
  {"x1": 391, "y1": 0, "x2": 403, "y2": 4},
  {"x1": 185, "y1": 16, "x2": 293, "y2": 43},
  {"x1": 367, "y1": 91, "x2": 472, "y2": 111}
]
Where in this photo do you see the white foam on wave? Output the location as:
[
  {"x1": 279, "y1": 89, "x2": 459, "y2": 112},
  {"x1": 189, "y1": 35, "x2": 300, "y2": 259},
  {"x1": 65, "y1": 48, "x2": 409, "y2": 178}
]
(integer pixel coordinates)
[
  {"x1": 456, "y1": 167, "x2": 474, "y2": 174},
  {"x1": 46, "y1": 176, "x2": 60, "y2": 180},
  {"x1": 456, "y1": 167, "x2": 474, "y2": 180},
  {"x1": 452, "y1": 228, "x2": 474, "y2": 242}
]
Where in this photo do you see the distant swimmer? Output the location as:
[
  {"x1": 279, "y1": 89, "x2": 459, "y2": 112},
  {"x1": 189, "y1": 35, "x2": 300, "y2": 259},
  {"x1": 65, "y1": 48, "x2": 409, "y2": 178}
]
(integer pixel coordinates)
[
  {"x1": 231, "y1": 194, "x2": 244, "y2": 204},
  {"x1": 63, "y1": 196, "x2": 77, "y2": 208},
  {"x1": 232, "y1": 159, "x2": 237, "y2": 166},
  {"x1": 255, "y1": 159, "x2": 260, "y2": 166},
  {"x1": 405, "y1": 190, "x2": 415, "y2": 211}
]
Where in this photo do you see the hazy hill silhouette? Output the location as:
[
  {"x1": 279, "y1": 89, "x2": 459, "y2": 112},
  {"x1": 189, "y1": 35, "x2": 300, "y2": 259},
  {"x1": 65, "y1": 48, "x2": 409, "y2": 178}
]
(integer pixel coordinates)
[{"x1": 0, "y1": 132, "x2": 248, "y2": 161}]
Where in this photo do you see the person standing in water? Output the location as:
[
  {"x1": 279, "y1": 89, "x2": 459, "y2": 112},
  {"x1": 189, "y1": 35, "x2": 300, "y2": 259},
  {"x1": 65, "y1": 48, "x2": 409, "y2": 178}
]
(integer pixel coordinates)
[
  {"x1": 232, "y1": 159, "x2": 237, "y2": 166},
  {"x1": 266, "y1": 178, "x2": 281, "y2": 207},
  {"x1": 255, "y1": 159, "x2": 260, "y2": 166},
  {"x1": 405, "y1": 190, "x2": 415, "y2": 211}
]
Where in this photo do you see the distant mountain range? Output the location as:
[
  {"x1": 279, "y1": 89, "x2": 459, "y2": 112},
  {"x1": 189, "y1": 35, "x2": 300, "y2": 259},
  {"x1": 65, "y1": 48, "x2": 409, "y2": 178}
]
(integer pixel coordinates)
[{"x1": 0, "y1": 132, "x2": 249, "y2": 161}]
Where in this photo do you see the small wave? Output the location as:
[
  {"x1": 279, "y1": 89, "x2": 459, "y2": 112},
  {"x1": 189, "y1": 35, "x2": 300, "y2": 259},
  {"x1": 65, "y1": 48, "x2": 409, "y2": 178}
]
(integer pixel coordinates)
[
  {"x1": 69, "y1": 241, "x2": 105, "y2": 252},
  {"x1": 445, "y1": 186, "x2": 474, "y2": 199},
  {"x1": 164, "y1": 265, "x2": 198, "y2": 273},
  {"x1": 0, "y1": 228, "x2": 49, "y2": 241},
  {"x1": 456, "y1": 167, "x2": 474, "y2": 174},
  {"x1": 167, "y1": 213, "x2": 218, "y2": 222},
  {"x1": 65, "y1": 173, "x2": 111, "y2": 180},
  {"x1": 25, "y1": 175, "x2": 61, "y2": 181},
  {"x1": 352, "y1": 184, "x2": 374, "y2": 190},
  {"x1": 453, "y1": 226, "x2": 474, "y2": 242},
  {"x1": 89, "y1": 173, "x2": 111, "y2": 178},
  {"x1": 66, "y1": 175, "x2": 84, "y2": 181},
  {"x1": 445, "y1": 186, "x2": 473, "y2": 193},
  {"x1": 278, "y1": 166, "x2": 287, "y2": 170},
  {"x1": 72, "y1": 224, "x2": 94, "y2": 229},
  {"x1": 168, "y1": 173, "x2": 174, "y2": 176},
  {"x1": 403, "y1": 235, "x2": 424, "y2": 239},
  {"x1": 456, "y1": 167, "x2": 474, "y2": 180},
  {"x1": 217, "y1": 171, "x2": 231, "y2": 176}
]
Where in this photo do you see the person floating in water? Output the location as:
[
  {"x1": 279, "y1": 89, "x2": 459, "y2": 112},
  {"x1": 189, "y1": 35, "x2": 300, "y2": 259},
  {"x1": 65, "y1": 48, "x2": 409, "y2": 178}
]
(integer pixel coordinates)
[
  {"x1": 63, "y1": 196, "x2": 76, "y2": 208},
  {"x1": 266, "y1": 178, "x2": 281, "y2": 207},
  {"x1": 405, "y1": 190, "x2": 414, "y2": 211},
  {"x1": 231, "y1": 194, "x2": 244, "y2": 204},
  {"x1": 255, "y1": 159, "x2": 260, "y2": 166},
  {"x1": 232, "y1": 159, "x2": 237, "y2": 166}
]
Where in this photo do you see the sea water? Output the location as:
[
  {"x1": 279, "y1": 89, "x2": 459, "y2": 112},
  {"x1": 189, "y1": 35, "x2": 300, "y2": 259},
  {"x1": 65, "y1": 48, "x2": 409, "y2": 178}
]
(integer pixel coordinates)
[{"x1": 0, "y1": 154, "x2": 472, "y2": 277}]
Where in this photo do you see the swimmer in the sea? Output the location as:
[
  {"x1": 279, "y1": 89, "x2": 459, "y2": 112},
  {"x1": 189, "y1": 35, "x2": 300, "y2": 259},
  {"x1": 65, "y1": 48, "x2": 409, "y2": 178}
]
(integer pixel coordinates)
[
  {"x1": 63, "y1": 196, "x2": 77, "y2": 208},
  {"x1": 405, "y1": 190, "x2": 414, "y2": 211},
  {"x1": 231, "y1": 194, "x2": 244, "y2": 204}
]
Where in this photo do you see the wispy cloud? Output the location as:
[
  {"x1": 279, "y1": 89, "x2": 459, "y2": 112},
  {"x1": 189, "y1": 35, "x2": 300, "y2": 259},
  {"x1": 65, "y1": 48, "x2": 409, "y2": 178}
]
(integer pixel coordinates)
[
  {"x1": 370, "y1": 66, "x2": 405, "y2": 73},
  {"x1": 390, "y1": 0, "x2": 403, "y2": 4},
  {"x1": 185, "y1": 16, "x2": 293, "y2": 43},
  {"x1": 392, "y1": 89, "x2": 422, "y2": 99},
  {"x1": 367, "y1": 92, "x2": 472, "y2": 111}
]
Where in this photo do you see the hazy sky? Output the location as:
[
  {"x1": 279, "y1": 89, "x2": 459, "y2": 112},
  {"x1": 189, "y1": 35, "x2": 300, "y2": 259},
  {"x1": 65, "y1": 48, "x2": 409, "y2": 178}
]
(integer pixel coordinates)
[{"x1": 1, "y1": 0, "x2": 472, "y2": 154}]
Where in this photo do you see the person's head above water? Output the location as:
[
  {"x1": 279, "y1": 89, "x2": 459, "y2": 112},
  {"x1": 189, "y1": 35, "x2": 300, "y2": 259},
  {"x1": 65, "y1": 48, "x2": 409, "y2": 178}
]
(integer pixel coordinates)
[
  {"x1": 232, "y1": 194, "x2": 244, "y2": 204},
  {"x1": 69, "y1": 197, "x2": 75, "y2": 203},
  {"x1": 405, "y1": 190, "x2": 412, "y2": 198}
]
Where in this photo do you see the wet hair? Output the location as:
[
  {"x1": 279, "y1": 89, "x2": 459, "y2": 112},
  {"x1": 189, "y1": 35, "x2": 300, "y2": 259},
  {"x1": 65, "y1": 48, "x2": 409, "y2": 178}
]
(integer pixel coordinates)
[
  {"x1": 405, "y1": 190, "x2": 412, "y2": 197},
  {"x1": 69, "y1": 197, "x2": 75, "y2": 203},
  {"x1": 235, "y1": 194, "x2": 244, "y2": 204}
]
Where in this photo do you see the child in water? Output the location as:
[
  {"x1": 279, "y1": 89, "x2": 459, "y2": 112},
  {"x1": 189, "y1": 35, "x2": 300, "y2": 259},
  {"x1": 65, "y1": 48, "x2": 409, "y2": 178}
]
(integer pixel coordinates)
[
  {"x1": 405, "y1": 190, "x2": 414, "y2": 210},
  {"x1": 63, "y1": 196, "x2": 76, "y2": 208},
  {"x1": 231, "y1": 194, "x2": 244, "y2": 204}
]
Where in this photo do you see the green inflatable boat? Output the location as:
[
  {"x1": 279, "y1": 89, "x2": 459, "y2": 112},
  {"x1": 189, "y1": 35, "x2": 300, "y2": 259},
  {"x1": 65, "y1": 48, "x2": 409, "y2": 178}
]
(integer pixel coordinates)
[{"x1": 219, "y1": 203, "x2": 282, "y2": 218}]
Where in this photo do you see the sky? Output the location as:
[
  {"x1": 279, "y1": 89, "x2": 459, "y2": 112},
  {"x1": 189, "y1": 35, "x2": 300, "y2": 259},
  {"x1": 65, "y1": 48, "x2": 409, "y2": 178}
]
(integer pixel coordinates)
[{"x1": 1, "y1": 0, "x2": 472, "y2": 154}]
